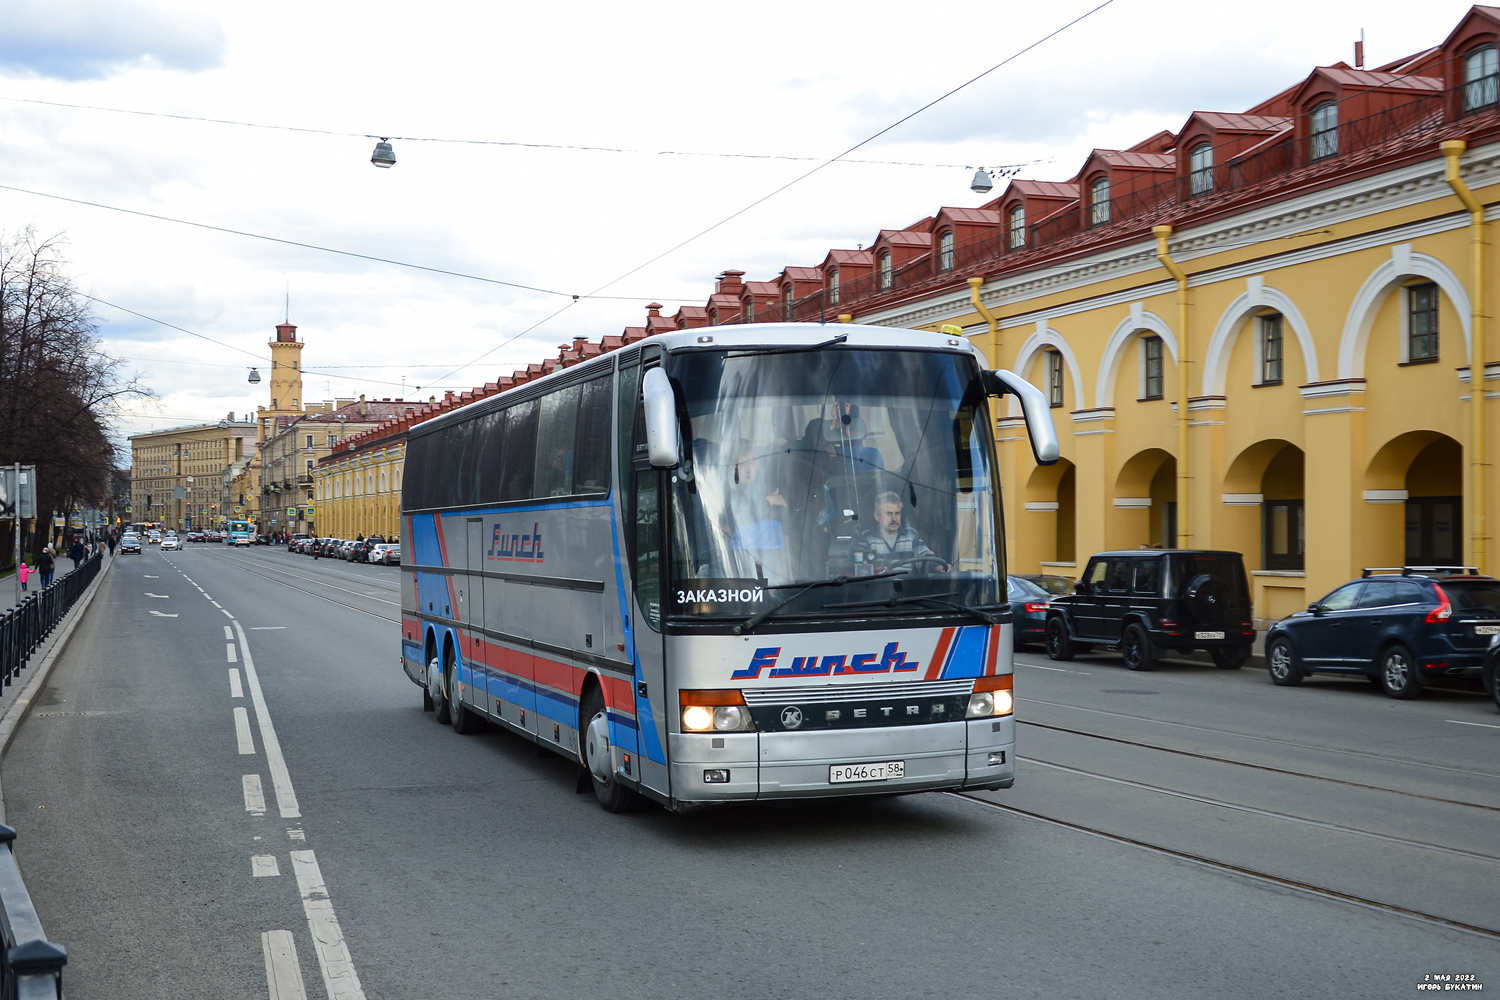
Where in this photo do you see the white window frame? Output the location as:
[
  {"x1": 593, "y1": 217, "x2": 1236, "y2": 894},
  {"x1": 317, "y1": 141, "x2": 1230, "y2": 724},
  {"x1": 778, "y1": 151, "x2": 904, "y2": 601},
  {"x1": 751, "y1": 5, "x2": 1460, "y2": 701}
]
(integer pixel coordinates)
[
  {"x1": 878, "y1": 251, "x2": 893, "y2": 290},
  {"x1": 937, "y1": 231, "x2": 955, "y2": 272},
  {"x1": 1401, "y1": 281, "x2": 1440, "y2": 363},
  {"x1": 1009, "y1": 205, "x2": 1025, "y2": 248},
  {"x1": 1138, "y1": 334, "x2": 1164, "y2": 400},
  {"x1": 1253, "y1": 311, "x2": 1284, "y2": 385},
  {"x1": 1188, "y1": 142, "x2": 1213, "y2": 195},
  {"x1": 1310, "y1": 102, "x2": 1338, "y2": 160},
  {"x1": 828, "y1": 268, "x2": 840, "y2": 305},
  {"x1": 1090, "y1": 177, "x2": 1110, "y2": 226}
]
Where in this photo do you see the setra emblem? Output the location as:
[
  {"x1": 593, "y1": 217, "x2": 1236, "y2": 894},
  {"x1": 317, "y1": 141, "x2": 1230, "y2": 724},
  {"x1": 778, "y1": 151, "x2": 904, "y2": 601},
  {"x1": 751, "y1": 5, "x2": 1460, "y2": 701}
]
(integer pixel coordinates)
[{"x1": 780, "y1": 706, "x2": 804, "y2": 730}]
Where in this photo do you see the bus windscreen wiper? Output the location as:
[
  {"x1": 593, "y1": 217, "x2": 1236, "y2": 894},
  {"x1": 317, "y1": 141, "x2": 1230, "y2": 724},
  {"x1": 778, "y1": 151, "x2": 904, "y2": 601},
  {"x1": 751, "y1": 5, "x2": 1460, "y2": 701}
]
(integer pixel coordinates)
[
  {"x1": 733, "y1": 568, "x2": 909, "y2": 635},
  {"x1": 824, "y1": 590, "x2": 1000, "y2": 625}
]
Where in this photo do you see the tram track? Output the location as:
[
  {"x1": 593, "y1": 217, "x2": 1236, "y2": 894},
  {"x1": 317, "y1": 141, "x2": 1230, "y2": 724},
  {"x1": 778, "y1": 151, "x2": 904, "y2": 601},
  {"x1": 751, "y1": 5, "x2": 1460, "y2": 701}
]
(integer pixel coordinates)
[
  {"x1": 172, "y1": 556, "x2": 400, "y2": 623},
  {"x1": 949, "y1": 791, "x2": 1500, "y2": 941},
  {"x1": 1017, "y1": 719, "x2": 1500, "y2": 812},
  {"x1": 1020, "y1": 694, "x2": 1500, "y2": 780}
]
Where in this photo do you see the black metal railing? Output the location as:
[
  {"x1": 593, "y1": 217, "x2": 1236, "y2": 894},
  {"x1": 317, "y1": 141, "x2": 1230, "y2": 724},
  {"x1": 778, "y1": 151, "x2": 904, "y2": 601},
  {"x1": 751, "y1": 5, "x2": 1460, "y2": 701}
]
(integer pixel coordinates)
[
  {"x1": 0, "y1": 824, "x2": 65, "y2": 1000},
  {"x1": 0, "y1": 552, "x2": 102, "y2": 688}
]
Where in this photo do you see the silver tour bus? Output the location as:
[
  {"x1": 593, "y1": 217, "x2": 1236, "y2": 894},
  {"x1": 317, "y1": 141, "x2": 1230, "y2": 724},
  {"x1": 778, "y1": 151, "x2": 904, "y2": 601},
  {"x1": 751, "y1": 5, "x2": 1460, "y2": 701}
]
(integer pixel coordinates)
[{"x1": 400, "y1": 323, "x2": 1059, "y2": 811}]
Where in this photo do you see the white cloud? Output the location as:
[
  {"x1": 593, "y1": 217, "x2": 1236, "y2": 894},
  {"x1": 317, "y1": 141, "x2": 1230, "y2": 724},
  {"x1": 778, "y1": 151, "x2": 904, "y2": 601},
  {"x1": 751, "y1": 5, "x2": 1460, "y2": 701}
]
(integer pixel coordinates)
[{"x1": 0, "y1": 0, "x2": 224, "y2": 80}]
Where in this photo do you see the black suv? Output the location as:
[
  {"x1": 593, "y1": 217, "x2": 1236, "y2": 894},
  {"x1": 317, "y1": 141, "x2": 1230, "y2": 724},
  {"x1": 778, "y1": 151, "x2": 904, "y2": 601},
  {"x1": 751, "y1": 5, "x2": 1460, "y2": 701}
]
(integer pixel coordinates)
[
  {"x1": 1267, "y1": 568, "x2": 1500, "y2": 699},
  {"x1": 1046, "y1": 549, "x2": 1255, "y2": 670}
]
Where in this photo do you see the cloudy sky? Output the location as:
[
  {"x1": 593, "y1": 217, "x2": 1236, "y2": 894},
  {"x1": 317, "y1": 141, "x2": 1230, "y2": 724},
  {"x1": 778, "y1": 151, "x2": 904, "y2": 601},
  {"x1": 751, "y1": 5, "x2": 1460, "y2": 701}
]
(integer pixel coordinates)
[{"x1": 0, "y1": 0, "x2": 1480, "y2": 448}]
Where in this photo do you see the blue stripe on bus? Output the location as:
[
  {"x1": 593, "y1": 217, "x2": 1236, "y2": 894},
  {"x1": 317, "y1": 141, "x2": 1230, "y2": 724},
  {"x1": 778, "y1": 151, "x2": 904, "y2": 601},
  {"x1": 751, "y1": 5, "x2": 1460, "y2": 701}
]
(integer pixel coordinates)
[
  {"x1": 940, "y1": 625, "x2": 990, "y2": 679},
  {"x1": 610, "y1": 502, "x2": 664, "y2": 765}
]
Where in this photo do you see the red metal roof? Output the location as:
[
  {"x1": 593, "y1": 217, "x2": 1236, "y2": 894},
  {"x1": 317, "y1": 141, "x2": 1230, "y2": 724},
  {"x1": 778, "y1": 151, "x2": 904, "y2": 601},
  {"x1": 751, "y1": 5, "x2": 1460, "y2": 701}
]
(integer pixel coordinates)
[{"x1": 1188, "y1": 112, "x2": 1291, "y2": 132}]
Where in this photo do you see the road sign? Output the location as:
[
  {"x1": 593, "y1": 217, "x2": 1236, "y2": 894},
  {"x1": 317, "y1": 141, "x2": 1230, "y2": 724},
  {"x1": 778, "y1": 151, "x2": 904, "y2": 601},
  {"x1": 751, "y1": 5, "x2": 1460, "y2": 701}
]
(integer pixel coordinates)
[{"x1": 286, "y1": 507, "x2": 296, "y2": 517}]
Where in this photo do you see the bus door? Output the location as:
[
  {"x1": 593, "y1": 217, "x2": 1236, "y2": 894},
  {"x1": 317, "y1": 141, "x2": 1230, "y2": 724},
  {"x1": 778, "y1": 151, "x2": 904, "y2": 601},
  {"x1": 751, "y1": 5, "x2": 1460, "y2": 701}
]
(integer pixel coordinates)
[
  {"x1": 462, "y1": 516, "x2": 487, "y2": 715},
  {"x1": 620, "y1": 353, "x2": 663, "y2": 793}
]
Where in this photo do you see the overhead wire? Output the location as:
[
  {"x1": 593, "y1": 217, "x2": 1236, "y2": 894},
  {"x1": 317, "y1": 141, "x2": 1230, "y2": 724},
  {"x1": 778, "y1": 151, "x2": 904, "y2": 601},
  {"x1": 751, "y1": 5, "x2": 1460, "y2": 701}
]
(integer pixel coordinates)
[{"x1": 0, "y1": 94, "x2": 1044, "y2": 172}]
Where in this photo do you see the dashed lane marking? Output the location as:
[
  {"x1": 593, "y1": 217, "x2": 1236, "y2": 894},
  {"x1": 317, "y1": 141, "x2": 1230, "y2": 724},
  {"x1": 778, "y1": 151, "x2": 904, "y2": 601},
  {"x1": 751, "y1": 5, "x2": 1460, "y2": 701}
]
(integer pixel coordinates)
[
  {"x1": 229, "y1": 669, "x2": 243, "y2": 699},
  {"x1": 262, "y1": 930, "x2": 309, "y2": 1000},
  {"x1": 251, "y1": 626, "x2": 288, "y2": 630},
  {"x1": 148, "y1": 611, "x2": 178, "y2": 618},
  {"x1": 233, "y1": 707, "x2": 255, "y2": 754},
  {"x1": 221, "y1": 609, "x2": 234, "y2": 618},
  {"x1": 291, "y1": 850, "x2": 366, "y2": 1000},
  {"x1": 145, "y1": 593, "x2": 170, "y2": 599},
  {"x1": 227, "y1": 642, "x2": 238, "y2": 663},
  {"x1": 243, "y1": 774, "x2": 266, "y2": 815},
  {"x1": 233, "y1": 621, "x2": 300, "y2": 818},
  {"x1": 252, "y1": 855, "x2": 280, "y2": 877},
  {"x1": 224, "y1": 625, "x2": 233, "y2": 639},
  {"x1": 1448, "y1": 719, "x2": 1500, "y2": 730}
]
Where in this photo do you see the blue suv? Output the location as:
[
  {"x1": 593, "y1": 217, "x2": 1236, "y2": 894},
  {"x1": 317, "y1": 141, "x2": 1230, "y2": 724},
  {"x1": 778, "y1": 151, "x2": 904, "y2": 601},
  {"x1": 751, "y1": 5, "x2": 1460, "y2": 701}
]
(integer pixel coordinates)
[{"x1": 1264, "y1": 569, "x2": 1500, "y2": 699}]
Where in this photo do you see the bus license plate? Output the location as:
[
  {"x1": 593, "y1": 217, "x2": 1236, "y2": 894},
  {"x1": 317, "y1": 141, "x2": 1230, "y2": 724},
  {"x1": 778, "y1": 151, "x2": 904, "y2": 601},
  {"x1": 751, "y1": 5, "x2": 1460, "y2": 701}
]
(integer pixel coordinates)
[
  {"x1": 829, "y1": 761, "x2": 904, "y2": 784},
  {"x1": 1474, "y1": 625, "x2": 1500, "y2": 635}
]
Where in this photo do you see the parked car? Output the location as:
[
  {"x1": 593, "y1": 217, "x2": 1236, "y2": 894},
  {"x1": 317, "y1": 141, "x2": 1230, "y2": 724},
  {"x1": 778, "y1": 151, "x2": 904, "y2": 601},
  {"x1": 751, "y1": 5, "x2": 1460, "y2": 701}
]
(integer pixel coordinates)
[
  {"x1": 368, "y1": 542, "x2": 397, "y2": 565},
  {"x1": 120, "y1": 534, "x2": 142, "y2": 554},
  {"x1": 353, "y1": 535, "x2": 386, "y2": 563},
  {"x1": 161, "y1": 535, "x2": 181, "y2": 551},
  {"x1": 1007, "y1": 575, "x2": 1056, "y2": 647},
  {"x1": 380, "y1": 543, "x2": 401, "y2": 566},
  {"x1": 1045, "y1": 549, "x2": 1255, "y2": 670},
  {"x1": 1484, "y1": 640, "x2": 1500, "y2": 713},
  {"x1": 1267, "y1": 568, "x2": 1500, "y2": 699}
]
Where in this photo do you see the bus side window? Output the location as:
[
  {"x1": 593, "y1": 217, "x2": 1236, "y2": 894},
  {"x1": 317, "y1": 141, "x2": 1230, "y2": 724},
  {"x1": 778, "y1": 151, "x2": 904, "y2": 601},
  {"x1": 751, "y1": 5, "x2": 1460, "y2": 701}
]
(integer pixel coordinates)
[
  {"x1": 535, "y1": 383, "x2": 583, "y2": 498},
  {"x1": 634, "y1": 472, "x2": 662, "y2": 631},
  {"x1": 572, "y1": 375, "x2": 611, "y2": 495},
  {"x1": 616, "y1": 365, "x2": 640, "y2": 495},
  {"x1": 473, "y1": 409, "x2": 506, "y2": 504},
  {"x1": 500, "y1": 400, "x2": 539, "y2": 501}
]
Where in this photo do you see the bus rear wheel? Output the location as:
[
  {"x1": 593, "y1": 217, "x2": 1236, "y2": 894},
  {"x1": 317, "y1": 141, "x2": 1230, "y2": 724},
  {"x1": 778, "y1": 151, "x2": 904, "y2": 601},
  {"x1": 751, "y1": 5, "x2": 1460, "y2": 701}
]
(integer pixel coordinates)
[
  {"x1": 580, "y1": 686, "x2": 643, "y2": 813},
  {"x1": 428, "y1": 655, "x2": 451, "y2": 725}
]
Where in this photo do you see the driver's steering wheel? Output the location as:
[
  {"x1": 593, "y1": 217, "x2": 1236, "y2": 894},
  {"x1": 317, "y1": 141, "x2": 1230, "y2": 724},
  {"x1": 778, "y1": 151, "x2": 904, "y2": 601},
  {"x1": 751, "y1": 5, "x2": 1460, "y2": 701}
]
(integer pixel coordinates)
[{"x1": 889, "y1": 554, "x2": 951, "y2": 572}]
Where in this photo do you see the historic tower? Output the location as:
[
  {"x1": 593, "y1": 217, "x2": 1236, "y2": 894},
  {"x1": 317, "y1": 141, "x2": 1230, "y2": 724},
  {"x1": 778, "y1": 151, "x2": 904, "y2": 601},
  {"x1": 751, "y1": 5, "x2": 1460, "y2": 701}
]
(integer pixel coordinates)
[{"x1": 267, "y1": 321, "x2": 305, "y2": 416}]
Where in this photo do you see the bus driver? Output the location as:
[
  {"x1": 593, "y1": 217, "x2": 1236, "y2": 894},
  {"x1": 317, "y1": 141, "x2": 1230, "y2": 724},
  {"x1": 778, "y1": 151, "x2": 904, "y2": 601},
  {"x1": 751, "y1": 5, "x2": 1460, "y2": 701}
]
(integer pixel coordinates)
[{"x1": 857, "y1": 491, "x2": 949, "y2": 573}]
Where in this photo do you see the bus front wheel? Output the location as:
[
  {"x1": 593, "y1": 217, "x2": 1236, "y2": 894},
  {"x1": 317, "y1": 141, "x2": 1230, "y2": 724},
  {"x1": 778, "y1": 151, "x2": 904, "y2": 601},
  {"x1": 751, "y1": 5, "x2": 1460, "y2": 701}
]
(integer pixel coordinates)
[{"x1": 580, "y1": 687, "x2": 643, "y2": 813}]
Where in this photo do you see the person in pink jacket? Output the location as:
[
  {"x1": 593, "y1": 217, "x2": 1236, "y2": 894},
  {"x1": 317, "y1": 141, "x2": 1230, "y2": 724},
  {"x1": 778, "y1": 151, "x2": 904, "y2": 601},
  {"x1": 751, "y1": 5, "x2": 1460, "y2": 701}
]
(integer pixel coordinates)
[{"x1": 17, "y1": 561, "x2": 28, "y2": 592}]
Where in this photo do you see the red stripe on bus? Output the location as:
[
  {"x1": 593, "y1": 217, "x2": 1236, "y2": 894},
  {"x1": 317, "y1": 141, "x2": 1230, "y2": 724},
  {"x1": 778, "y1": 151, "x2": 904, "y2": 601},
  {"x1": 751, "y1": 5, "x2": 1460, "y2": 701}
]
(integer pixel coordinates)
[
  {"x1": 985, "y1": 625, "x2": 1000, "y2": 676},
  {"x1": 925, "y1": 627, "x2": 956, "y2": 680}
]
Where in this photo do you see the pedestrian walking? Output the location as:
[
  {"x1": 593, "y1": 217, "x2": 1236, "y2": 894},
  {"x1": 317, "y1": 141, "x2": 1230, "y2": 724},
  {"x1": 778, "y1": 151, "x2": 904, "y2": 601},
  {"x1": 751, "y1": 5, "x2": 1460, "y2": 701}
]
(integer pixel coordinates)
[
  {"x1": 38, "y1": 547, "x2": 55, "y2": 587},
  {"x1": 69, "y1": 539, "x2": 85, "y2": 570},
  {"x1": 17, "y1": 561, "x2": 27, "y2": 593},
  {"x1": 107, "y1": 534, "x2": 116, "y2": 556}
]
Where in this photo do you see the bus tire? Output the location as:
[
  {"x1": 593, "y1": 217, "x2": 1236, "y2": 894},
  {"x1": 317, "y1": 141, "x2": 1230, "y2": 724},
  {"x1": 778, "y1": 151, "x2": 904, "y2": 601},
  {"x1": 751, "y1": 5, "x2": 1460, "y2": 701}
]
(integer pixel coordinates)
[
  {"x1": 422, "y1": 686, "x2": 434, "y2": 712},
  {"x1": 450, "y1": 663, "x2": 482, "y2": 735},
  {"x1": 580, "y1": 686, "x2": 643, "y2": 814},
  {"x1": 429, "y1": 655, "x2": 451, "y2": 725}
]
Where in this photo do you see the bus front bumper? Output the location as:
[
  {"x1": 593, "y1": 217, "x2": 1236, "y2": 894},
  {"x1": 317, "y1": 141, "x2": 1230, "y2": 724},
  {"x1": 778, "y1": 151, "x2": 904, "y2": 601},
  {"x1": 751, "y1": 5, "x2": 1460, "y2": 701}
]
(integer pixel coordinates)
[{"x1": 668, "y1": 717, "x2": 1015, "y2": 805}]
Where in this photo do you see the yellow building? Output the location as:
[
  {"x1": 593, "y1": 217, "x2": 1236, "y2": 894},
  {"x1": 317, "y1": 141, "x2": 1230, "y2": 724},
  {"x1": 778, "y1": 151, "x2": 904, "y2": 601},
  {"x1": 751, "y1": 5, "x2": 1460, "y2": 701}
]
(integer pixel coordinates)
[
  {"x1": 129, "y1": 416, "x2": 256, "y2": 530},
  {"x1": 313, "y1": 435, "x2": 406, "y2": 541},
  {"x1": 707, "y1": 7, "x2": 1500, "y2": 625}
]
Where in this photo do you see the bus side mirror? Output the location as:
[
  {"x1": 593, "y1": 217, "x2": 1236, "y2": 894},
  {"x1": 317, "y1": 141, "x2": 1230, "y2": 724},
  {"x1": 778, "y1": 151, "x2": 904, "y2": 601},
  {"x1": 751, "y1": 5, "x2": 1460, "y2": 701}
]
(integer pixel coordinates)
[
  {"x1": 642, "y1": 367, "x2": 680, "y2": 469},
  {"x1": 983, "y1": 369, "x2": 1060, "y2": 466}
]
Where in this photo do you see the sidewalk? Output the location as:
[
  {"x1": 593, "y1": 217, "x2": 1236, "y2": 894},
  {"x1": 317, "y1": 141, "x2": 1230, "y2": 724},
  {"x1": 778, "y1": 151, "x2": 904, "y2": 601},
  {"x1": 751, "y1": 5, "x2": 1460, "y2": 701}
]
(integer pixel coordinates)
[{"x1": 0, "y1": 552, "x2": 115, "y2": 821}]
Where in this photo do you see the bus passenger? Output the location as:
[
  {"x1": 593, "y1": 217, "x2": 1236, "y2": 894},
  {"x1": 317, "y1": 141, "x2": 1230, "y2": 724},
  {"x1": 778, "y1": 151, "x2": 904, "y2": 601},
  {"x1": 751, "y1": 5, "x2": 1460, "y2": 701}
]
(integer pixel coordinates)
[{"x1": 856, "y1": 491, "x2": 948, "y2": 574}]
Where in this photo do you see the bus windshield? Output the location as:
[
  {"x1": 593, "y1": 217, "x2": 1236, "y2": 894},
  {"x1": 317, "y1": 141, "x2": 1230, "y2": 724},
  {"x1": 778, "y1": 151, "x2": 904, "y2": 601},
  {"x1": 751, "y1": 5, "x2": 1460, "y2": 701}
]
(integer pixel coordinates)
[{"x1": 664, "y1": 347, "x2": 1001, "y2": 622}]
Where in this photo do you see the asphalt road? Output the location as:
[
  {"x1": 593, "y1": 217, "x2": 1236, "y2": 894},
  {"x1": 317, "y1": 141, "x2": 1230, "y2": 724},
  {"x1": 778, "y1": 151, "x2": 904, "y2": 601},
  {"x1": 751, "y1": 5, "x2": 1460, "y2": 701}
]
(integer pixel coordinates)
[{"x1": 2, "y1": 542, "x2": 1496, "y2": 998}]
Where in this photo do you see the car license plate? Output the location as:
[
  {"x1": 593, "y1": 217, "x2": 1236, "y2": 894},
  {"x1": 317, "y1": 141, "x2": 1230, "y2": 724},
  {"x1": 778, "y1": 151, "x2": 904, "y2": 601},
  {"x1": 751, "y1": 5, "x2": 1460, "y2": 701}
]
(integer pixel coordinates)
[
  {"x1": 1194, "y1": 631, "x2": 1225, "y2": 639},
  {"x1": 1474, "y1": 625, "x2": 1500, "y2": 635},
  {"x1": 829, "y1": 761, "x2": 904, "y2": 784}
]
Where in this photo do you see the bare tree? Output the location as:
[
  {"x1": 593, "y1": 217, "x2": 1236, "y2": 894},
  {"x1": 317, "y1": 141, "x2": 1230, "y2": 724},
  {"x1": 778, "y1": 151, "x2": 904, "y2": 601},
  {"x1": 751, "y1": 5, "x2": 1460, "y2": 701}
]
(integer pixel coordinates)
[{"x1": 0, "y1": 228, "x2": 150, "y2": 558}]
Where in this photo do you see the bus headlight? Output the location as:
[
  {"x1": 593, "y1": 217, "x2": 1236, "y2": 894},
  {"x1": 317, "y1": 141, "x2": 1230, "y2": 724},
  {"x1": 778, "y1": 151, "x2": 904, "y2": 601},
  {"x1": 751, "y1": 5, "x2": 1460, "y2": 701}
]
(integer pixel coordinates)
[
  {"x1": 680, "y1": 689, "x2": 756, "y2": 732},
  {"x1": 967, "y1": 675, "x2": 1014, "y2": 718}
]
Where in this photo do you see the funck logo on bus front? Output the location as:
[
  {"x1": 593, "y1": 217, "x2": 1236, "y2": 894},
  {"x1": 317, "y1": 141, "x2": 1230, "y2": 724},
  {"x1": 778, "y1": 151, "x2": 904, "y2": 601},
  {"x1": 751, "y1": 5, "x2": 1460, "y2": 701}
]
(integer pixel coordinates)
[
  {"x1": 732, "y1": 643, "x2": 921, "y2": 680},
  {"x1": 488, "y1": 522, "x2": 543, "y2": 563}
]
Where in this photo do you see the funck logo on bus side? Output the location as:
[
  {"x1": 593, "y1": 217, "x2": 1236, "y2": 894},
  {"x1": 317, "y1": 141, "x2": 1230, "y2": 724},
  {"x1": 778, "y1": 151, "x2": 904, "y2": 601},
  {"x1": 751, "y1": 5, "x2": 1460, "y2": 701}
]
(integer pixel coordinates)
[
  {"x1": 488, "y1": 522, "x2": 543, "y2": 563},
  {"x1": 732, "y1": 644, "x2": 921, "y2": 680}
]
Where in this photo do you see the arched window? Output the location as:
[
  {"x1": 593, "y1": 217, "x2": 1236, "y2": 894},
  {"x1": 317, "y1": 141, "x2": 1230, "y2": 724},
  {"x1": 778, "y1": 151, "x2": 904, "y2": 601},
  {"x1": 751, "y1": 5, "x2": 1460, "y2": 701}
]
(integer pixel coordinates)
[
  {"x1": 1465, "y1": 45, "x2": 1499, "y2": 112},
  {"x1": 1310, "y1": 102, "x2": 1338, "y2": 160},
  {"x1": 744, "y1": 297, "x2": 755, "y2": 322},
  {"x1": 783, "y1": 283, "x2": 793, "y2": 319},
  {"x1": 1188, "y1": 142, "x2": 1213, "y2": 195},
  {"x1": 937, "y1": 231, "x2": 955, "y2": 271},
  {"x1": 1046, "y1": 349, "x2": 1064, "y2": 408},
  {"x1": 827, "y1": 268, "x2": 840, "y2": 305},
  {"x1": 1089, "y1": 177, "x2": 1110, "y2": 226},
  {"x1": 878, "y1": 251, "x2": 893, "y2": 290},
  {"x1": 1008, "y1": 205, "x2": 1025, "y2": 249}
]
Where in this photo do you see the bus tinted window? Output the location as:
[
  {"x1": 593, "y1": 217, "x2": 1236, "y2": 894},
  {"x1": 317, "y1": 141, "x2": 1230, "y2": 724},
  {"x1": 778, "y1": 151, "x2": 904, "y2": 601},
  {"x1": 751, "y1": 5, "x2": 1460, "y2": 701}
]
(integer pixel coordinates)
[
  {"x1": 573, "y1": 376, "x2": 612, "y2": 495},
  {"x1": 404, "y1": 434, "x2": 429, "y2": 509},
  {"x1": 617, "y1": 364, "x2": 640, "y2": 492},
  {"x1": 535, "y1": 384, "x2": 583, "y2": 498},
  {"x1": 473, "y1": 409, "x2": 506, "y2": 505},
  {"x1": 500, "y1": 399, "x2": 539, "y2": 501},
  {"x1": 439, "y1": 420, "x2": 476, "y2": 508}
]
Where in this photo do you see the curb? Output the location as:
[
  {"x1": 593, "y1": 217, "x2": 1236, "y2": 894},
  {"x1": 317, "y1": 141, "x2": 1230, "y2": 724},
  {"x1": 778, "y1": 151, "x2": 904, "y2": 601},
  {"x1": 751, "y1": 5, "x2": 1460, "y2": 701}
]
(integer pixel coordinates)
[{"x1": 0, "y1": 555, "x2": 115, "y2": 824}]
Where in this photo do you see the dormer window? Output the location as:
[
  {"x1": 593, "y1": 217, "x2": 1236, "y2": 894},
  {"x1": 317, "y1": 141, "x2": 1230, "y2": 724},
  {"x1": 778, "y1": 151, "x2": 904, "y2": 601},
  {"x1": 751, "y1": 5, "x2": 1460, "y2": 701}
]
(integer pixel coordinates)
[
  {"x1": 745, "y1": 298, "x2": 755, "y2": 322},
  {"x1": 709, "y1": 307, "x2": 718, "y2": 325},
  {"x1": 1310, "y1": 101, "x2": 1338, "y2": 160},
  {"x1": 937, "y1": 231, "x2": 955, "y2": 272},
  {"x1": 1464, "y1": 45, "x2": 1499, "y2": 112},
  {"x1": 1089, "y1": 177, "x2": 1110, "y2": 226},
  {"x1": 828, "y1": 268, "x2": 840, "y2": 305},
  {"x1": 1188, "y1": 142, "x2": 1213, "y2": 195},
  {"x1": 783, "y1": 284, "x2": 793, "y2": 319},
  {"x1": 1009, "y1": 205, "x2": 1025, "y2": 249},
  {"x1": 878, "y1": 251, "x2": 893, "y2": 290}
]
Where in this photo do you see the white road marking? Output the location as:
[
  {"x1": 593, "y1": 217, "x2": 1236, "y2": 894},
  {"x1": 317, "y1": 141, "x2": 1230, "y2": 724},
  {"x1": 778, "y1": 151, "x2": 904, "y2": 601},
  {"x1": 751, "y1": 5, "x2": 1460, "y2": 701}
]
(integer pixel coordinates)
[
  {"x1": 243, "y1": 774, "x2": 266, "y2": 815},
  {"x1": 234, "y1": 707, "x2": 256, "y2": 754},
  {"x1": 1023, "y1": 663, "x2": 1072, "y2": 672},
  {"x1": 224, "y1": 625, "x2": 233, "y2": 639},
  {"x1": 252, "y1": 854, "x2": 280, "y2": 877},
  {"x1": 143, "y1": 575, "x2": 159, "y2": 578},
  {"x1": 262, "y1": 930, "x2": 309, "y2": 1000},
  {"x1": 291, "y1": 850, "x2": 366, "y2": 1000},
  {"x1": 212, "y1": 601, "x2": 223, "y2": 608},
  {"x1": 227, "y1": 642, "x2": 238, "y2": 663},
  {"x1": 148, "y1": 611, "x2": 178, "y2": 618},
  {"x1": 1448, "y1": 719, "x2": 1500, "y2": 730},
  {"x1": 229, "y1": 669, "x2": 243, "y2": 698},
  {"x1": 145, "y1": 593, "x2": 169, "y2": 599},
  {"x1": 233, "y1": 621, "x2": 300, "y2": 818},
  {"x1": 222, "y1": 609, "x2": 234, "y2": 618},
  {"x1": 251, "y1": 626, "x2": 288, "y2": 630},
  {"x1": 287, "y1": 828, "x2": 305, "y2": 841}
]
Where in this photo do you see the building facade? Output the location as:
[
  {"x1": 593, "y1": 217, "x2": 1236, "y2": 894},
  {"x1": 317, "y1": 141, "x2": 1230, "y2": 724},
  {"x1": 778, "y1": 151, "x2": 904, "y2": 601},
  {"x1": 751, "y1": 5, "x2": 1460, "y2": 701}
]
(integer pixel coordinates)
[
  {"x1": 657, "y1": 6, "x2": 1500, "y2": 625},
  {"x1": 129, "y1": 416, "x2": 257, "y2": 530}
]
